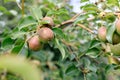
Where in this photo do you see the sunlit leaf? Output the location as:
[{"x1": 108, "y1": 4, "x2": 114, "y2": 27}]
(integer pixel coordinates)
[
  {"x1": 18, "y1": 16, "x2": 37, "y2": 30},
  {"x1": 81, "y1": 4, "x2": 100, "y2": 12},
  {"x1": 55, "y1": 38, "x2": 65, "y2": 59},
  {"x1": 86, "y1": 48, "x2": 100, "y2": 58},
  {"x1": 53, "y1": 27, "x2": 68, "y2": 40},
  {"x1": 89, "y1": 40, "x2": 101, "y2": 49},
  {"x1": 30, "y1": 7, "x2": 43, "y2": 21},
  {"x1": 1, "y1": 37, "x2": 14, "y2": 49},
  {"x1": 107, "y1": 0, "x2": 119, "y2": 6},
  {"x1": 106, "y1": 23, "x2": 116, "y2": 43}
]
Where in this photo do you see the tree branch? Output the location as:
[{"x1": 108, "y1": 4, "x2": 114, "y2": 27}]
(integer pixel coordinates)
[{"x1": 77, "y1": 24, "x2": 94, "y2": 34}]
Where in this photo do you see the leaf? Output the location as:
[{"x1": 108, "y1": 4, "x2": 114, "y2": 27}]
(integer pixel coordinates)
[
  {"x1": 17, "y1": 43, "x2": 28, "y2": 57},
  {"x1": 86, "y1": 72, "x2": 98, "y2": 80},
  {"x1": 80, "y1": 0, "x2": 89, "y2": 2},
  {"x1": 53, "y1": 28, "x2": 68, "y2": 40},
  {"x1": 107, "y1": 0, "x2": 119, "y2": 7},
  {"x1": 11, "y1": 31, "x2": 27, "y2": 39},
  {"x1": 4, "y1": 0, "x2": 15, "y2": 3},
  {"x1": 0, "y1": 55, "x2": 43, "y2": 80},
  {"x1": 55, "y1": 38, "x2": 65, "y2": 59},
  {"x1": 106, "y1": 23, "x2": 116, "y2": 43},
  {"x1": 86, "y1": 48, "x2": 100, "y2": 58},
  {"x1": 12, "y1": 41, "x2": 24, "y2": 54},
  {"x1": 81, "y1": 57, "x2": 91, "y2": 67},
  {"x1": 74, "y1": 15, "x2": 88, "y2": 25},
  {"x1": 18, "y1": 16, "x2": 37, "y2": 30},
  {"x1": 0, "y1": 6, "x2": 7, "y2": 13},
  {"x1": 31, "y1": 50, "x2": 47, "y2": 61},
  {"x1": 81, "y1": 4, "x2": 100, "y2": 12},
  {"x1": 88, "y1": 64, "x2": 97, "y2": 72},
  {"x1": 12, "y1": 41, "x2": 28, "y2": 57},
  {"x1": 65, "y1": 64, "x2": 77, "y2": 75},
  {"x1": 89, "y1": 40, "x2": 101, "y2": 49},
  {"x1": 30, "y1": 7, "x2": 43, "y2": 21},
  {"x1": 1, "y1": 37, "x2": 14, "y2": 49}
]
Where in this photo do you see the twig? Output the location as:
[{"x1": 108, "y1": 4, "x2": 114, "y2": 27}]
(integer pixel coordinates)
[
  {"x1": 84, "y1": 73, "x2": 87, "y2": 80},
  {"x1": 56, "y1": 13, "x2": 81, "y2": 27},
  {"x1": 55, "y1": 12, "x2": 94, "y2": 34},
  {"x1": 77, "y1": 24, "x2": 94, "y2": 34},
  {"x1": 71, "y1": 13, "x2": 81, "y2": 20},
  {"x1": 22, "y1": 0, "x2": 24, "y2": 17}
]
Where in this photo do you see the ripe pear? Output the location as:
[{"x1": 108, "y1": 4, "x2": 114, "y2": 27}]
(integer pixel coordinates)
[
  {"x1": 42, "y1": 17, "x2": 54, "y2": 28},
  {"x1": 116, "y1": 19, "x2": 120, "y2": 35},
  {"x1": 112, "y1": 32, "x2": 120, "y2": 44},
  {"x1": 98, "y1": 26, "x2": 107, "y2": 42},
  {"x1": 110, "y1": 43, "x2": 120, "y2": 56},
  {"x1": 28, "y1": 35, "x2": 42, "y2": 51},
  {"x1": 37, "y1": 27, "x2": 54, "y2": 42}
]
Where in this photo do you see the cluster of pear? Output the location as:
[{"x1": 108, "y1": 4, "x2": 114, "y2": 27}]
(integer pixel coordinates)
[
  {"x1": 98, "y1": 19, "x2": 120, "y2": 56},
  {"x1": 28, "y1": 17, "x2": 54, "y2": 51}
]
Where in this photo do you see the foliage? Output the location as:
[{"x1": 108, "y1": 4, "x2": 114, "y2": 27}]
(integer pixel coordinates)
[{"x1": 0, "y1": 0, "x2": 120, "y2": 80}]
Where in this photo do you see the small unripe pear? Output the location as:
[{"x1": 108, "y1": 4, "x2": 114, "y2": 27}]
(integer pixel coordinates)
[
  {"x1": 28, "y1": 35, "x2": 41, "y2": 51},
  {"x1": 42, "y1": 17, "x2": 54, "y2": 27},
  {"x1": 108, "y1": 55, "x2": 119, "y2": 64},
  {"x1": 112, "y1": 32, "x2": 120, "y2": 44},
  {"x1": 110, "y1": 43, "x2": 120, "y2": 56},
  {"x1": 116, "y1": 19, "x2": 120, "y2": 35},
  {"x1": 98, "y1": 26, "x2": 107, "y2": 42},
  {"x1": 37, "y1": 27, "x2": 54, "y2": 42}
]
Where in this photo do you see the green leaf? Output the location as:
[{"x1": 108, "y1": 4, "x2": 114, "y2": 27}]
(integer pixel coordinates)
[
  {"x1": 88, "y1": 64, "x2": 97, "y2": 72},
  {"x1": 4, "y1": 0, "x2": 15, "y2": 3},
  {"x1": 80, "y1": 0, "x2": 89, "y2": 2},
  {"x1": 17, "y1": 43, "x2": 28, "y2": 57},
  {"x1": 1, "y1": 37, "x2": 14, "y2": 49},
  {"x1": 55, "y1": 38, "x2": 65, "y2": 59},
  {"x1": 107, "y1": 0, "x2": 119, "y2": 7},
  {"x1": 81, "y1": 4, "x2": 100, "y2": 12},
  {"x1": 53, "y1": 28, "x2": 68, "y2": 40},
  {"x1": 18, "y1": 16, "x2": 37, "y2": 30},
  {"x1": 65, "y1": 64, "x2": 77, "y2": 75},
  {"x1": 11, "y1": 31, "x2": 27, "y2": 39},
  {"x1": 81, "y1": 57, "x2": 91, "y2": 67},
  {"x1": 30, "y1": 7, "x2": 43, "y2": 21},
  {"x1": 0, "y1": 6, "x2": 11, "y2": 15},
  {"x1": 86, "y1": 48, "x2": 100, "y2": 58},
  {"x1": 106, "y1": 23, "x2": 116, "y2": 43},
  {"x1": 86, "y1": 72, "x2": 98, "y2": 80},
  {"x1": 89, "y1": 40, "x2": 101, "y2": 49},
  {"x1": 74, "y1": 15, "x2": 88, "y2": 25},
  {"x1": 31, "y1": 50, "x2": 47, "y2": 61},
  {"x1": 12, "y1": 40, "x2": 28, "y2": 57}
]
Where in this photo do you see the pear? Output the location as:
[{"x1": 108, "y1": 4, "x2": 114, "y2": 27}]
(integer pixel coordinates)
[
  {"x1": 28, "y1": 35, "x2": 42, "y2": 51},
  {"x1": 107, "y1": 55, "x2": 120, "y2": 64},
  {"x1": 116, "y1": 19, "x2": 120, "y2": 35},
  {"x1": 98, "y1": 26, "x2": 107, "y2": 42},
  {"x1": 112, "y1": 32, "x2": 120, "y2": 44},
  {"x1": 110, "y1": 43, "x2": 120, "y2": 56},
  {"x1": 37, "y1": 27, "x2": 54, "y2": 42}
]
